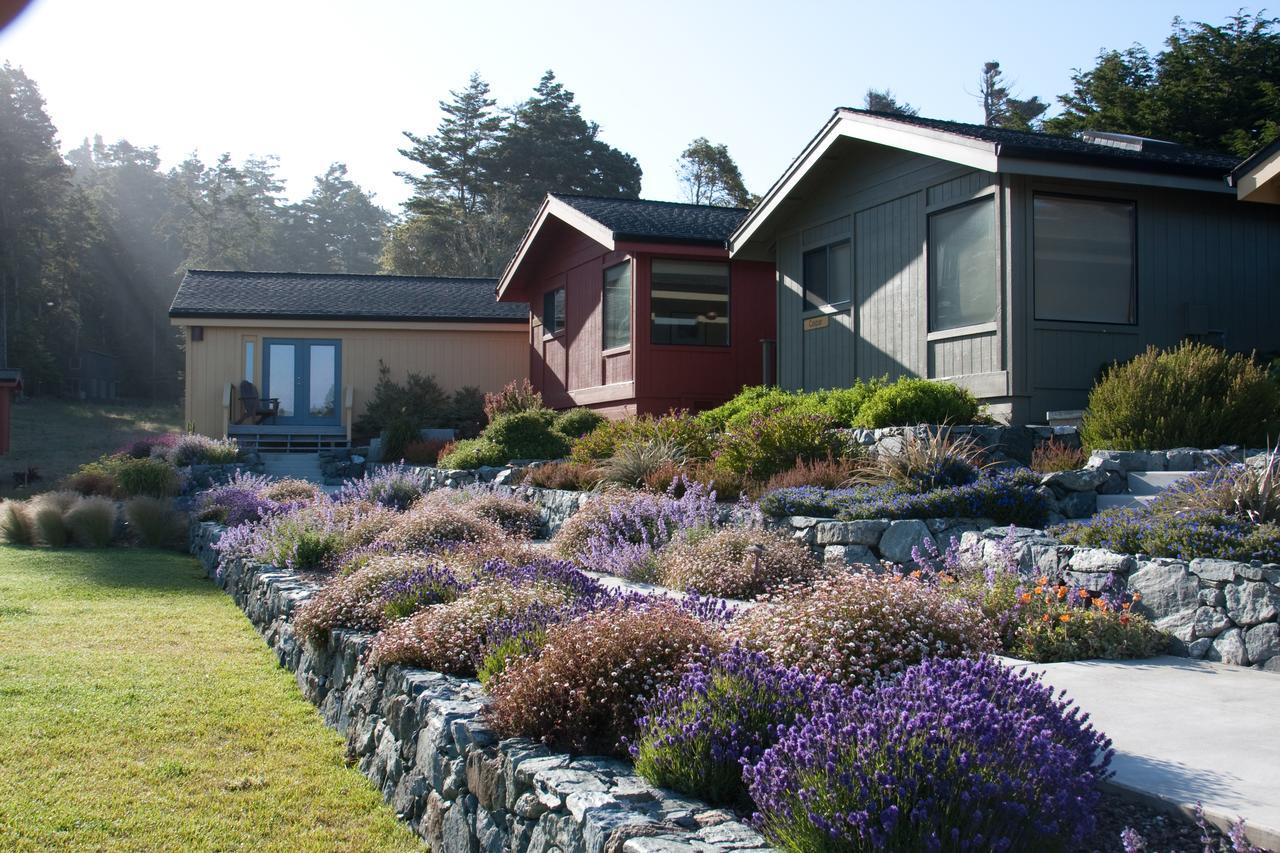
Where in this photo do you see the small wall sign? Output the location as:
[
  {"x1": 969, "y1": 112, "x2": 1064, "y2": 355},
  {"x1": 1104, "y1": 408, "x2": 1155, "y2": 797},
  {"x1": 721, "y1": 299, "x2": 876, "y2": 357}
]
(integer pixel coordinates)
[{"x1": 803, "y1": 315, "x2": 829, "y2": 331}]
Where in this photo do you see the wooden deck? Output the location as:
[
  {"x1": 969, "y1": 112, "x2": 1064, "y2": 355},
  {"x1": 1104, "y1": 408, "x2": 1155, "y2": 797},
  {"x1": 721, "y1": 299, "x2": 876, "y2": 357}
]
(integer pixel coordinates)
[{"x1": 227, "y1": 423, "x2": 348, "y2": 452}]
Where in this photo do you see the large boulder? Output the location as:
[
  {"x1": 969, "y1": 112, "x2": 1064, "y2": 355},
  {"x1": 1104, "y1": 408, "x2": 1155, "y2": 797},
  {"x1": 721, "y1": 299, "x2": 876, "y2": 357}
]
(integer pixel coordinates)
[
  {"x1": 1224, "y1": 581, "x2": 1280, "y2": 627},
  {"x1": 1244, "y1": 622, "x2": 1280, "y2": 665},
  {"x1": 877, "y1": 520, "x2": 936, "y2": 565},
  {"x1": 1128, "y1": 561, "x2": 1200, "y2": 622}
]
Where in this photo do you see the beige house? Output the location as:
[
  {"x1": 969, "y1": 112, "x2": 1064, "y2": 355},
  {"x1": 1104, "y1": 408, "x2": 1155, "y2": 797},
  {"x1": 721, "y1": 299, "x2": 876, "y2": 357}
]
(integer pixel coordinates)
[{"x1": 169, "y1": 270, "x2": 528, "y2": 449}]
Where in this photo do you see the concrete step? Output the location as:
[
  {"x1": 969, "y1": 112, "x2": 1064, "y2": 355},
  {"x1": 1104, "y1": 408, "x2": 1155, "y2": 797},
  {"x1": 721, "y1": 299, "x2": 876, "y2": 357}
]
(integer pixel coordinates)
[
  {"x1": 1127, "y1": 470, "x2": 1194, "y2": 496},
  {"x1": 260, "y1": 452, "x2": 324, "y2": 483},
  {"x1": 1096, "y1": 494, "x2": 1157, "y2": 511}
]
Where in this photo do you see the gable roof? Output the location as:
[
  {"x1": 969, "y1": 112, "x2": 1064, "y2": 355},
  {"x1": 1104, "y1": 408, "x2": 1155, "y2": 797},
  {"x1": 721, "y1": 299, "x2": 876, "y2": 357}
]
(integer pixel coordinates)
[
  {"x1": 169, "y1": 270, "x2": 527, "y2": 323},
  {"x1": 497, "y1": 194, "x2": 747, "y2": 300},
  {"x1": 732, "y1": 108, "x2": 1241, "y2": 257}
]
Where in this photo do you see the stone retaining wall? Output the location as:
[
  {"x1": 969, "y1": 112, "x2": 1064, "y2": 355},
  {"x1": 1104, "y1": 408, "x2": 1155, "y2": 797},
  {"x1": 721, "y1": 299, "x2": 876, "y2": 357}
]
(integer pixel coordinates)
[
  {"x1": 189, "y1": 522, "x2": 769, "y2": 853},
  {"x1": 959, "y1": 527, "x2": 1280, "y2": 672}
]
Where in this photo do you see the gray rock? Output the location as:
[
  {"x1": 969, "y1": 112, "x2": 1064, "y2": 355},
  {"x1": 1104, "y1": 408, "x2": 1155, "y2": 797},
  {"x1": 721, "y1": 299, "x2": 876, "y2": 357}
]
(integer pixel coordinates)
[
  {"x1": 1069, "y1": 548, "x2": 1137, "y2": 575},
  {"x1": 1244, "y1": 622, "x2": 1280, "y2": 664},
  {"x1": 442, "y1": 796, "x2": 478, "y2": 853},
  {"x1": 1189, "y1": 558, "x2": 1241, "y2": 583},
  {"x1": 1199, "y1": 587, "x2": 1226, "y2": 608},
  {"x1": 823, "y1": 544, "x2": 878, "y2": 566},
  {"x1": 1042, "y1": 468, "x2": 1109, "y2": 492},
  {"x1": 877, "y1": 520, "x2": 936, "y2": 565},
  {"x1": 1191, "y1": 606, "x2": 1232, "y2": 639},
  {"x1": 1224, "y1": 581, "x2": 1280, "y2": 627},
  {"x1": 1258, "y1": 656, "x2": 1280, "y2": 673},
  {"x1": 1129, "y1": 562, "x2": 1201, "y2": 621},
  {"x1": 1155, "y1": 609, "x2": 1197, "y2": 643},
  {"x1": 1207, "y1": 628, "x2": 1249, "y2": 666},
  {"x1": 1059, "y1": 490, "x2": 1098, "y2": 518},
  {"x1": 1187, "y1": 637, "x2": 1213, "y2": 659},
  {"x1": 812, "y1": 520, "x2": 889, "y2": 546}
]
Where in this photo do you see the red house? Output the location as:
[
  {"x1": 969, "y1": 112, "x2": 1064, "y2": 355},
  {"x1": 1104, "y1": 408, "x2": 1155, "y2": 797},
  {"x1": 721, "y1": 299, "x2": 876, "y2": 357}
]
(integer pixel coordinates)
[{"x1": 496, "y1": 194, "x2": 776, "y2": 418}]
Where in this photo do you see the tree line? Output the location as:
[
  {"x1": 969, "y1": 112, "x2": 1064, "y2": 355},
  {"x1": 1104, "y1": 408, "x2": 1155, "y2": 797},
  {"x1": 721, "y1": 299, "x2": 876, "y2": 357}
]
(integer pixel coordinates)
[{"x1": 1, "y1": 10, "x2": 1276, "y2": 400}]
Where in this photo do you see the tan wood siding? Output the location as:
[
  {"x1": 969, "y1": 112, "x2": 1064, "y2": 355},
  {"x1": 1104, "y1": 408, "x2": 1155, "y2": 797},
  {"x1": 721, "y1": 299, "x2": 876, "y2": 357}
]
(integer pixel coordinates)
[{"x1": 180, "y1": 323, "x2": 526, "y2": 438}]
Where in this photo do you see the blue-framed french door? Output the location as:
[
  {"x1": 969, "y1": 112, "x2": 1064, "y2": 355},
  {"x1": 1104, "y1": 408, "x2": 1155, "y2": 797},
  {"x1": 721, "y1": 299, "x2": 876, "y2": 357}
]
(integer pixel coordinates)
[{"x1": 262, "y1": 339, "x2": 342, "y2": 426}]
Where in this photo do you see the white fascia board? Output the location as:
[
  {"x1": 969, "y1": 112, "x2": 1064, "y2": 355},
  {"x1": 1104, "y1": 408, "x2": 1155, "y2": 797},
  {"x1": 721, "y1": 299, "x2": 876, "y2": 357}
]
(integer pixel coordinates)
[
  {"x1": 496, "y1": 195, "x2": 616, "y2": 299},
  {"x1": 1236, "y1": 148, "x2": 1280, "y2": 202},
  {"x1": 730, "y1": 110, "x2": 998, "y2": 256}
]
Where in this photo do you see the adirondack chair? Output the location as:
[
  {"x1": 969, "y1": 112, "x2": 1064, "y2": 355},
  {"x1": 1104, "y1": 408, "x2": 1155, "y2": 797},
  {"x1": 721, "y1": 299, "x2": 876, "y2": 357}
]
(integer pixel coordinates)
[{"x1": 237, "y1": 380, "x2": 280, "y2": 425}]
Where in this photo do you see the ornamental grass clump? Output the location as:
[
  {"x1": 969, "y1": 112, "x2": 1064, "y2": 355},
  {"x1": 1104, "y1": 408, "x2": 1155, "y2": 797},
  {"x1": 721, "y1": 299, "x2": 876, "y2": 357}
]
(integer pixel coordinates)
[
  {"x1": 30, "y1": 493, "x2": 73, "y2": 547},
  {"x1": 366, "y1": 579, "x2": 571, "y2": 674},
  {"x1": 485, "y1": 601, "x2": 725, "y2": 754},
  {"x1": 517, "y1": 461, "x2": 598, "y2": 491},
  {"x1": 293, "y1": 553, "x2": 464, "y2": 645},
  {"x1": 124, "y1": 496, "x2": 187, "y2": 549},
  {"x1": 113, "y1": 456, "x2": 182, "y2": 498},
  {"x1": 656, "y1": 526, "x2": 819, "y2": 599},
  {"x1": 1081, "y1": 341, "x2": 1280, "y2": 451},
  {"x1": 63, "y1": 496, "x2": 117, "y2": 547},
  {"x1": 745, "y1": 655, "x2": 1114, "y2": 853},
  {"x1": 570, "y1": 411, "x2": 714, "y2": 464},
  {"x1": 731, "y1": 571, "x2": 998, "y2": 687},
  {"x1": 630, "y1": 645, "x2": 833, "y2": 808},
  {"x1": 846, "y1": 428, "x2": 990, "y2": 492},
  {"x1": 338, "y1": 464, "x2": 431, "y2": 510},
  {"x1": 0, "y1": 500, "x2": 35, "y2": 545}
]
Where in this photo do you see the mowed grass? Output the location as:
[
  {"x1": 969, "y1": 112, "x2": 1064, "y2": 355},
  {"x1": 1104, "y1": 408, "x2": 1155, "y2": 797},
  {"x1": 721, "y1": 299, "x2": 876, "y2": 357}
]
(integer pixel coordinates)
[
  {"x1": 3, "y1": 398, "x2": 182, "y2": 498},
  {"x1": 0, "y1": 547, "x2": 420, "y2": 851}
]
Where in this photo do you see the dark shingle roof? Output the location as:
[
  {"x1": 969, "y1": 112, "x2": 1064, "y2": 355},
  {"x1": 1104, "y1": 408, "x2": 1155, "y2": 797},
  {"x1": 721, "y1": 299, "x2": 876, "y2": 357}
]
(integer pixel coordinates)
[
  {"x1": 843, "y1": 108, "x2": 1241, "y2": 176},
  {"x1": 552, "y1": 194, "x2": 749, "y2": 244},
  {"x1": 169, "y1": 270, "x2": 526, "y2": 323}
]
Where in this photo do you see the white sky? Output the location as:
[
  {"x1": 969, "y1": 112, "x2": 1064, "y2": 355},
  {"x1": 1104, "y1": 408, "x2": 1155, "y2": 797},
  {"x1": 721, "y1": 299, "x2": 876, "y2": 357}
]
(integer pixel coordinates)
[{"x1": 0, "y1": 0, "x2": 1252, "y2": 210}]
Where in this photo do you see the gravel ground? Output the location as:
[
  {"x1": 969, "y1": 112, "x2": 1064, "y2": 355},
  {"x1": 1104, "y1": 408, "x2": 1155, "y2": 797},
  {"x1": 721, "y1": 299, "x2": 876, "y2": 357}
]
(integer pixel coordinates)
[{"x1": 1076, "y1": 790, "x2": 1269, "y2": 852}]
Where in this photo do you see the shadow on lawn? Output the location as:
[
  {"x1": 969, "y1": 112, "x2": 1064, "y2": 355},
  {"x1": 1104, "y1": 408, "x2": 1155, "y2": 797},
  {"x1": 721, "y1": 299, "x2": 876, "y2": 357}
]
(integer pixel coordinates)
[{"x1": 5, "y1": 546, "x2": 216, "y2": 595}]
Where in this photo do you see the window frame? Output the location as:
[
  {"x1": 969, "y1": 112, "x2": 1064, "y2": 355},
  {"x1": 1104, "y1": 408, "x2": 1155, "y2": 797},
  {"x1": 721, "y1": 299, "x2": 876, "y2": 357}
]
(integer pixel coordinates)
[
  {"x1": 602, "y1": 260, "x2": 632, "y2": 353},
  {"x1": 1031, "y1": 191, "x2": 1138, "y2": 326},
  {"x1": 801, "y1": 239, "x2": 852, "y2": 313},
  {"x1": 542, "y1": 286, "x2": 566, "y2": 338},
  {"x1": 648, "y1": 257, "x2": 732, "y2": 349},
  {"x1": 926, "y1": 194, "x2": 999, "y2": 334}
]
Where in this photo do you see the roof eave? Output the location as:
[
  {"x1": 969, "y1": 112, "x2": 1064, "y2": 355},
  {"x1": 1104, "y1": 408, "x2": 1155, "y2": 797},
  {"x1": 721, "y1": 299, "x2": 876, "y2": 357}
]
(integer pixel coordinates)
[
  {"x1": 496, "y1": 195, "x2": 616, "y2": 301},
  {"x1": 168, "y1": 311, "x2": 527, "y2": 324}
]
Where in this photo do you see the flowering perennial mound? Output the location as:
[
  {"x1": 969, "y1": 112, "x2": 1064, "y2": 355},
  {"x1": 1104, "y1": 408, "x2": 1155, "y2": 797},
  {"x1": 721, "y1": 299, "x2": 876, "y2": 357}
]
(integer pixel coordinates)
[
  {"x1": 746, "y1": 655, "x2": 1114, "y2": 852},
  {"x1": 196, "y1": 471, "x2": 280, "y2": 527},
  {"x1": 551, "y1": 479, "x2": 717, "y2": 580},
  {"x1": 732, "y1": 571, "x2": 998, "y2": 687},
  {"x1": 259, "y1": 477, "x2": 323, "y2": 503},
  {"x1": 656, "y1": 527, "x2": 819, "y2": 599},
  {"x1": 760, "y1": 469, "x2": 1047, "y2": 527},
  {"x1": 338, "y1": 464, "x2": 431, "y2": 510},
  {"x1": 376, "y1": 504, "x2": 503, "y2": 553},
  {"x1": 163, "y1": 433, "x2": 241, "y2": 467},
  {"x1": 366, "y1": 579, "x2": 571, "y2": 674},
  {"x1": 486, "y1": 602, "x2": 726, "y2": 754},
  {"x1": 424, "y1": 489, "x2": 543, "y2": 539},
  {"x1": 631, "y1": 645, "x2": 833, "y2": 807},
  {"x1": 293, "y1": 553, "x2": 463, "y2": 644}
]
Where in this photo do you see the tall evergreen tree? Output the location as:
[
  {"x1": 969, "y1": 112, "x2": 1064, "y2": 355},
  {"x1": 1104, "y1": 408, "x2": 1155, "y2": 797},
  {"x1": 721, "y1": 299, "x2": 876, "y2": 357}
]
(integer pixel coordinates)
[
  {"x1": 979, "y1": 61, "x2": 1049, "y2": 130},
  {"x1": 280, "y1": 163, "x2": 388, "y2": 273},
  {"x1": 676, "y1": 137, "x2": 753, "y2": 207},
  {"x1": 863, "y1": 88, "x2": 919, "y2": 116}
]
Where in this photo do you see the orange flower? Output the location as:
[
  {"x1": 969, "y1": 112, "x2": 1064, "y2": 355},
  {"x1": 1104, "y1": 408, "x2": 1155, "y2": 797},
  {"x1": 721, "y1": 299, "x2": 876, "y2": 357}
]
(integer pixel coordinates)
[
  {"x1": 1034, "y1": 586, "x2": 1044, "y2": 595},
  {"x1": 1056, "y1": 586, "x2": 1067, "y2": 600},
  {"x1": 1077, "y1": 589, "x2": 1090, "y2": 599},
  {"x1": 1020, "y1": 592, "x2": 1033, "y2": 604},
  {"x1": 910, "y1": 569, "x2": 922, "y2": 578},
  {"x1": 1122, "y1": 602, "x2": 1132, "y2": 611},
  {"x1": 1059, "y1": 614, "x2": 1071, "y2": 623},
  {"x1": 1131, "y1": 592, "x2": 1142, "y2": 601},
  {"x1": 1038, "y1": 576, "x2": 1049, "y2": 585},
  {"x1": 1041, "y1": 614, "x2": 1051, "y2": 622}
]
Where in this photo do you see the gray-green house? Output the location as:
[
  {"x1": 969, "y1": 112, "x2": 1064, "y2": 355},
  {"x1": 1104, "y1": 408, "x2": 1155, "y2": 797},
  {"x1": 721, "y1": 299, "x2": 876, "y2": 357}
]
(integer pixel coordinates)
[{"x1": 730, "y1": 109, "x2": 1280, "y2": 424}]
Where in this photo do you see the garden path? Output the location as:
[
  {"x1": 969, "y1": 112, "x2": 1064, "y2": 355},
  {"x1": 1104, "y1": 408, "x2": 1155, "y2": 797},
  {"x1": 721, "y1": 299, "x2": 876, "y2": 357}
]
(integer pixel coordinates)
[{"x1": 1009, "y1": 655, "x2": 1280, "y2": 850}]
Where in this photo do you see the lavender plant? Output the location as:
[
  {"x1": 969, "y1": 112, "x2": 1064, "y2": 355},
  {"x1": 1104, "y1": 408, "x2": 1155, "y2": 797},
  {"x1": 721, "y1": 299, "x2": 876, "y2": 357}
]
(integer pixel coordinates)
[
  {"x1": 337, "y1": 464, "x2": 431, "y2": 510},
  {"x1": 630, "y1": 645, "x2": 834, "y2": 807},
  {"x1": 746, "y1": 655, "x2": 1114, "y2": 852}
]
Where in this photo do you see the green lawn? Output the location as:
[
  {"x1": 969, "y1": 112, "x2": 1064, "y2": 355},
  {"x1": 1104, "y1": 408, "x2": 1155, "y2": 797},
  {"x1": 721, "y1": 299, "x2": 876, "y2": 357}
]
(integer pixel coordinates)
[
  {"x1": 0, "y1": 547, "x2": 420, "y2": 851},
  {"x1": 3, "y1": 398, "x2": 183, "y2": 498}
]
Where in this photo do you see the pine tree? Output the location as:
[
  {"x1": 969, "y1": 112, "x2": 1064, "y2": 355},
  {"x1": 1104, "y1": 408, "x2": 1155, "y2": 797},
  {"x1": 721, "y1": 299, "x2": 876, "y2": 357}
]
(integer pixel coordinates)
[{"x1": 979, "y1": 61, "x2": 1048, "y2": 131}]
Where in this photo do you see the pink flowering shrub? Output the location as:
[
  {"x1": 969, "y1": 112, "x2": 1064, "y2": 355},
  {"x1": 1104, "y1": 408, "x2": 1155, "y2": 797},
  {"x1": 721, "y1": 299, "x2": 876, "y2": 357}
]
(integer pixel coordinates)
[
  {"x1": 376, "y1": 503, "x2": 503, "y2": 553},
  {"x1": 485, "y1": 601, "x2": 726, "y2": 754},
  {"x1": 655, "y1": 526, "x2": 820, "y2": 599},
  {"x1": 731, "y1": 571, "x2": 998, "y2": 687},
  {"x1": 422, "y1": 489, "x2": 542, "y2": 539},
  {"x1": 260, "y1": 477, "x2": 323, "y2": 503},
  {"x1": 366, "y1": 579, "x2": 571, "y2": 674}
]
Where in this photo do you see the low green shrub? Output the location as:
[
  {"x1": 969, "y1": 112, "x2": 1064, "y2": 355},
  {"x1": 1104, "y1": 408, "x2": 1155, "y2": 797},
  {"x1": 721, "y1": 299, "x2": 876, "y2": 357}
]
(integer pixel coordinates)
[
  {"x1": 64, "y1": 496, "x2": 117, "y2": 547},
  {"x1": 438, "y1": 437, "x2": 507, "y2": 469},
  {"x1": 166, "y1": 434, "x2": 240, "y2": 466},
  {"x1": 1080, "y1": 341, "x2": 1280, "y2": 450},
  {"x1": 852, "y1": 378, "x2": 982, "y2": 428},
  {"x1": 552, "y1": 407, "x2": 605, "y2": 441},
  {"x1": 259, "y1": 478, "x2": 323, "y2": 503},
  {"x1": 713, "y1": 408, "x2": 839, "y2": 480},
  {"x1": 570, "y1": 412, "x2": 714, "y2": 464},
  {"x1": 63, "y1": 465, "x2": 117, "y2": 497},
  {"x1": 113, "y1": 457, "x2": 181, "y2": 498},
  {"x1": 124, "y1": 496, "x2": 187, "y2": 549},
  {"x1": 377, "y1": 504, "x2": 503, "y2": 553},
  {"x1": 483, "y1": 409, "x2": 570, "y2": 461},
  {"x1": 698, "y1": 380, "x2": 886, "y2": 433},
  {"x1": 0, "y1": 500, "x2": 35, "y2": 545}
]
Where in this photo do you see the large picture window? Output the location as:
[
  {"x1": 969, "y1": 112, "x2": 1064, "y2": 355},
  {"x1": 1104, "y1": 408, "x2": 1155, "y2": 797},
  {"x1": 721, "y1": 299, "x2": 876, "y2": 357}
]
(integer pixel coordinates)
[
  {"x1": 1034, "y1": 194, "x2": 1136, "y2": 324},
  {"x1": 802, "y1": 241, "x2": 851, "y2": 309},
  {"x1": 603, "y1": 262, "x2": 631, "y2": 350},
  {"x1": 542, "y1": 287, "x2": 565, "y2": 335},
  {"x1": 928, "y1": 197, "x2": 997, "y2": 332},
  {"x1": 650, "y1": 260, "x2": 730, "y2": 346}
]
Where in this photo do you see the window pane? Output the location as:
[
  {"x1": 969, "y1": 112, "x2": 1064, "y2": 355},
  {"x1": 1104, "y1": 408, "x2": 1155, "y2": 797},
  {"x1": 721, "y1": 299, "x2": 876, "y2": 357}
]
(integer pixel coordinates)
[
  {"x1": 603, "y1": 262, "x2": 631, "y2": 350},
  {"x1": 543, "y1": 288, "x2": 565, "y2": 333},
  {"x1": 244, "y1": 341, "x2": 254, "y2": 382},
  {"x1": 309, "y1": 345, "x2": 336, "y2": 418},
  {"x1": 829, "y1": 241, "x2": 851, "y2": 304},
  {"x1": 929, "y1": 199, "x2": 997, "y2": 331},
  {"x1": 650, "y1": 260, "x2": 730, "y2": 346},
  {"x1": 268, "y1": 344, "x2": 295, "y2": 417},
  {"x1": 1034, "y1": 195, "x2": 1136, "y2": 323},
  {"x1": 803, "y1": 247, "x2": 828, "y2": 308}
]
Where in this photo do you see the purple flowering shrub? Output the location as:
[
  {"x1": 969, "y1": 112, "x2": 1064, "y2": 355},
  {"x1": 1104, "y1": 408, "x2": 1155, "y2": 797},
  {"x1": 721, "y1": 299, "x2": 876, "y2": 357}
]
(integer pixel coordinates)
[
  {"x1": 117, "y1": 432, "x2": 180, "y2": 459},
  {"x1": 630, "y1": 645, "x2": 833, "y2": 807},
  {"x1": 196, "y1": 470, "x2": 280, "y2": 527},
  {"x1": 294, "y1": 553, "x2": 463, "y2": 644},
  {"x1": 551, "y1": 478, "x2": 718, "y2": 581},
  {"x1": 337, "y1": 464, "x2": 431, "y2": 510},
  {"x1": 759, "y1": 469, "x2": 1048, "y2": 527},
  {"x1": 1052, "y1": 504, "x2": 1280, "y2": 563},
  {"x1": 366, "y1": 578, "x2": 571, "y2": 674},
  {"x1": 655, "y1": 526, "x2": 820, "y2": 599},
  {"x1": 213, "y1": 500, "x2": 396, "y2": 572},
  {"x1": 485, "y1": 601, "x2": 727, "y2": 754},
  {"x1": 162, "y1": 433, "x2": 241, "y2": 466},
  {"x1": 746, "y1": 655, "x2": 1114, "y2": 852},
  {"x1": 731, "y1": 571, "x2": 998, "y2": 687}
]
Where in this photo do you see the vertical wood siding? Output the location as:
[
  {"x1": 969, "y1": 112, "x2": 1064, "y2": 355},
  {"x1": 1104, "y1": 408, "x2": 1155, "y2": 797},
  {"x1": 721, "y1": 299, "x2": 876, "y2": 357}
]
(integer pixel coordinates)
[{"x1": 856, "y1": 191, "x2": 927, "y2": 380}]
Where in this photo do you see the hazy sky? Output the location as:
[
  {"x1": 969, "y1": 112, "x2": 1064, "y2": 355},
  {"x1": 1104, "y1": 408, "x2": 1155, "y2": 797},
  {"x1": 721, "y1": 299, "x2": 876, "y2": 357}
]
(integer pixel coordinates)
[{"x1": 0, "y1": 0, "x2": 1254, "y2": 210}]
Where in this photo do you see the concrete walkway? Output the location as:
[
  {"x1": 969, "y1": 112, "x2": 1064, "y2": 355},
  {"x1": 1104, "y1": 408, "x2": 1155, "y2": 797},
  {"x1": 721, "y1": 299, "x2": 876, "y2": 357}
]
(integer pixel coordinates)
[{"x1": 1009, "y1": 656, "x2": 1280, "y2": 850}]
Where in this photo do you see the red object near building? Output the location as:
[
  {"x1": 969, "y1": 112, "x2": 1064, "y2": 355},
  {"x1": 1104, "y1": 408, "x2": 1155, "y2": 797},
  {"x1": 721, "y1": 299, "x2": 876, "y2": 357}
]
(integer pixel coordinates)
[
  {"x1": 497, "y1": 194, "x2": 776, "y2": 417},
  {"x1": 0, "y1": 369, "x2": 22, "y2": 456}
]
